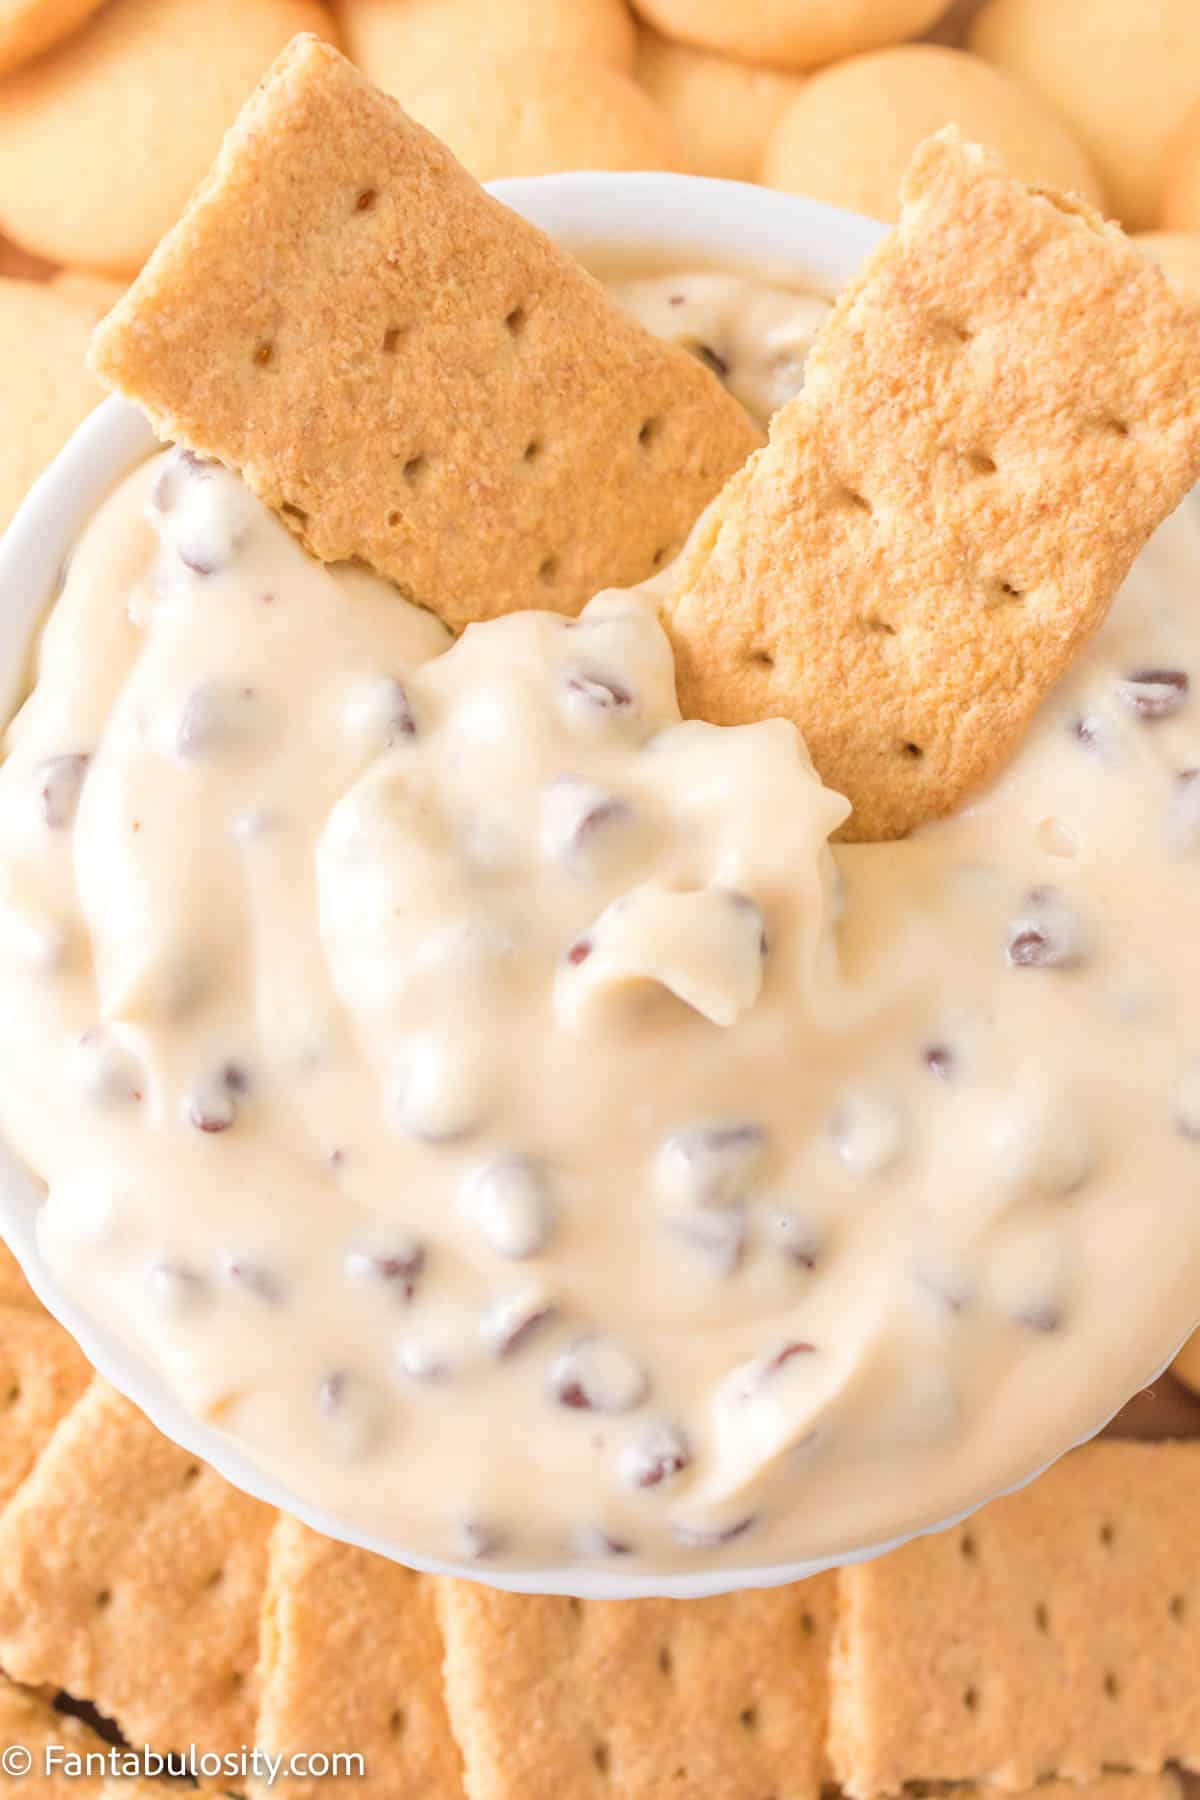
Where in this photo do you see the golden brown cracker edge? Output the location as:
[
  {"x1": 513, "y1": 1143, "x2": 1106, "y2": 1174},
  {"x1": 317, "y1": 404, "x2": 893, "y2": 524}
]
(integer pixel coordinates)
[
  {"x1": 666, "y1": 128, "x2": 1200, "y2": 840},
  {"x1": 89, "y1": 34, "x2": 759, "y2": 635}
]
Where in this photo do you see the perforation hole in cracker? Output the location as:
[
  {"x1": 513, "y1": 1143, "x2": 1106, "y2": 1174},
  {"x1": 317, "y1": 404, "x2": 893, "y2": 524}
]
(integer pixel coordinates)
[
  {"x1": 838, "y1": 485, "x2": 872, "y2": 512},
  {"x1": 980, "y1": 575, "x2": 1026, "y2": 607}
]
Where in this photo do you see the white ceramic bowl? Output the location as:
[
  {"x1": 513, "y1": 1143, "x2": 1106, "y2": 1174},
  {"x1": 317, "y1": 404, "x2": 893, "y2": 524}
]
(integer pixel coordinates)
[{"x1": 0, "y1": 173, "x2": 1148, "y2": 1601}]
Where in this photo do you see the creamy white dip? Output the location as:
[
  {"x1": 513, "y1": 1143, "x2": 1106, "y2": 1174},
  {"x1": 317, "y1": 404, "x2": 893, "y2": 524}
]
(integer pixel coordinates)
[{"x1": 0, "y1": 272, "x2": 1198, "y2": 1572}]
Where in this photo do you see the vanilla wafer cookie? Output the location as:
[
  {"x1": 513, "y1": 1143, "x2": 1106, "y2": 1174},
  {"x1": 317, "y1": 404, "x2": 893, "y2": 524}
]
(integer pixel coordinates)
[
  {"x1": 0, "y1": 278, "x2": 109, "y2": 532},
  {"x1": 0, "y1": 0, "x2": 339, "y2": 276},
  {"x1": 252, "y1": 1516, "x2": 464, "y2": 1799},
  {"x1": 0, "y1": 1379, "x2": 275, "y2": 1757},
  {"x1": 828, "y1": 1439, "x2": 1200, "y2": 1793},
  {"x1": 51, "y1": 271, "x2": 126, "y2": 321},
  {"x1": 0, "y1": 0, "x2": 104, "y2": 79},
  {"x1": 969, "y1": 0, "x2": 1200, "y2": 230},
  {"x1": 343, "y1": 0, "x2": 636, "y2": 98},
  {"x1": 403, "y1": 49, "x2": 685, "y2": 183},
  {"x1": 436, "y1": 1574, "x2": 835, "y2": 1800},
  {"x1": 90, "y1": 36, "x2": 758, "y2": 634},
  {"x1": 667, "y1": 129, "x2": 1200, "y2": 840}
]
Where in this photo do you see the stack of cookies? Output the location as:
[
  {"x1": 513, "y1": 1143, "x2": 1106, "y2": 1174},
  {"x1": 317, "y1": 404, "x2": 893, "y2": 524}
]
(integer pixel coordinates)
[{"x1": 3, "y1": 0, "x2": 1200, "y2": 532}]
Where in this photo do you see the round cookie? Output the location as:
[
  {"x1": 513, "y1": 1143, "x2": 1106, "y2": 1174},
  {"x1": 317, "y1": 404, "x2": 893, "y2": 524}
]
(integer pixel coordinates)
[
  {"x1": 0, "y1": 0, "x2": 105, "y2": 78},
  {"x1": 404, "y1": 49, "x2": 685, "y2": 183},
  {"x1": 628, "y1": 0, "x2": 947, "y2": 73},
  {"x1": 634, "y1": 26, "x2": 804, "y2": 183},
  {"x1": 1134, "y1": 232, "x2": 1200, "y2": 306},
  {"x1": 0, "y1": 0, "x2": 339, "y2": 275},
  {"x1": 52, "y1": 269, "x2": 126, "y2": 320},
  {"x1": 1161, "y1": 100, "x2": 1200, "y2": 233},
  {"x1": 343, "y1": 0, "x2": 635, "y2": 103},
  {"x1": 760, "y1": 46, "x2": 1105, "y2": 225},
  {"x1": 0, "y1": 278, "x2": 108, "y2": 530},
  {"x1": 0, "y1": 231, "x2": 52, "y2": 280},
  {"x1": 969, "y1": 0, "x2": 1200, "y2": 229}
]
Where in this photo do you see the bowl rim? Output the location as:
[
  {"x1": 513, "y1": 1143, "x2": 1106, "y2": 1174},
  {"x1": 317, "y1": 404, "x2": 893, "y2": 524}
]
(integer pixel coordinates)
[{"x1": 0, "y1": 170, "x2": 1146, "y2": 1601}]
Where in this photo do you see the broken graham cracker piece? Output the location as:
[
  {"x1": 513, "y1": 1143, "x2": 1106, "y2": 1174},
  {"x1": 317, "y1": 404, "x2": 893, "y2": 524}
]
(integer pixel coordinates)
[
  {"x1": 828, "y1": 1439, "x2": 1200, "y2": 1795},
  {"x1": 89, "y1": 34, "x2": 759, "y2": 635},
  {"x1": 0, "y1": 1674, "x2": 122, "y2": 1800},
  {"x1": 0, "y1": 1303, "x2": 92, "y2": 1509},
  {"x1": 666, "y1": 128, "x2": 1200, "y2": 841},
  {"x1": 435, "y1": 1572, "x2": 834, "y2": 1800},
  {"x1": 0, "y1": 1379, "x2": 275, "y2": 1758},
  {"x1": 251, "y1": 1515, "x2": 464, "y2": 1800}
]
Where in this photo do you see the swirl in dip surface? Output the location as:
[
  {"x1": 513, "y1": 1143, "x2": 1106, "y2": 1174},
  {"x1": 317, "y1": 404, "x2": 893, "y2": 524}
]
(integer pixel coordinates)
[{"x1": 1, "y1": 271, "x2": 1200, "y2": 1575}]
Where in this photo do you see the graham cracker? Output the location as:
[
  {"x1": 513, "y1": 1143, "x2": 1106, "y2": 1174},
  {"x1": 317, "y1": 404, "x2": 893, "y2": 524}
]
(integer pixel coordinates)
[
  {"x1": 955, "y1": 1781, "x2": 1178, "y2": 1800},
  {"x1": 98, "y1": 1788, "x2": 178, "y2": 1799},
  {"x1": 828, "y1": 1439, "x2": 1200, "y2": 1794},
  {"x1": 251, "y1": 1514, "x2": 463, "y2": 1799},
  {"x1": 0, "y1": 1303, "x2": 92, "y2": 1509},
  {"x1": 0, "y1": 1674, "x2": 116, "y2": 1800},
  {"x1": 436, "y1": 1572, "x2": 835, "y2": 1800},
  {"x1": 0, "y1": 1237, "x2": 36, "y2": 1307},
  {"x1": 666, "y1": 129, "x2": 1200, "y2": 840},
  {"x1": 89, "y1": 35, "x2": 759, "y2": 634},
  {"x1": 0, "y1": 1378, "x2": 275, "y2": 1758}
]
